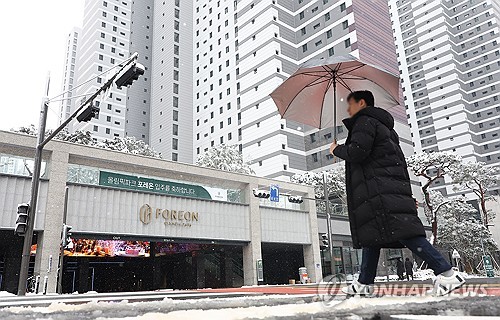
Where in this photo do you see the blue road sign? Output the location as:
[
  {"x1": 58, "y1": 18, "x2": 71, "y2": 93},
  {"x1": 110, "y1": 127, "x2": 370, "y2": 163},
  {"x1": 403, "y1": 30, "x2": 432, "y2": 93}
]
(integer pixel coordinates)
[{"x1": 270, "y1": 185, "x2": 279, "y2": 202}]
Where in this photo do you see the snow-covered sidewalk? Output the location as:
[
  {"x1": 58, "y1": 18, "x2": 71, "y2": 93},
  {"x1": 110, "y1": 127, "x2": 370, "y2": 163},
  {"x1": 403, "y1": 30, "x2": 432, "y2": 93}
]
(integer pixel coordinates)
[{"x1": 2, "y1": 292, "x2": 495, "y2": 320}]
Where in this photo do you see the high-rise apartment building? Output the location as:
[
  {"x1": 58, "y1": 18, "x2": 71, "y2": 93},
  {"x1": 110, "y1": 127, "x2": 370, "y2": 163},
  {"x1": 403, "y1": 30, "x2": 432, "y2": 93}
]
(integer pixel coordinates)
[
  {"x1": 58, "y1": 27, "x2": 81, "y2": 126},
  {"x1": 66, "y1": 0, "x2": 193, "y2": 162},
  {"x1": 389, "y1": 0, "x2": 500, "y2": 195},
  {"x1": 191, "y1": 0, "x2": 413, "y2": 180},
  {"x1": 65, "y1": 0, "x2": 415, "y2": 180},
  {"x1": 71, "y1": 0, "x2": 153, "y2": 143},
  {"x1": 149, "y1": 0, "x2": 194, "y2": 163},
  {"x1": 193, "y1": 0, "x2": 239, "y2": 165}
]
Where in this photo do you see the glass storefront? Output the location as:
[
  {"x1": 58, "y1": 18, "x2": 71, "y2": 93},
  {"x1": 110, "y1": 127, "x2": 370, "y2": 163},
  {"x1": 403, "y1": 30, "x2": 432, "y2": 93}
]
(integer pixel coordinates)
[
  {"x1": 320, "y1": 246, "x2": 362, "y2": 278},
  {"x1": 60, "y1": 237, "x2": 244, "y2": 293}
]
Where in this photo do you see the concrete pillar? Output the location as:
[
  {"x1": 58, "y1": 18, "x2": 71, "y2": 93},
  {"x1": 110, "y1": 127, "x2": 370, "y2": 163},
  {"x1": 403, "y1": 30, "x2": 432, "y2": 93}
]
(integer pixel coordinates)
[
  {"x1": 35, "y1": 148, "x2": 69, "y2": 293},
  {"x1": 242, "y1": 181, "x2": 262, "y2": 286},
  {"x1": 303, "y1": 186, "x2": 323, "y2": 283}
]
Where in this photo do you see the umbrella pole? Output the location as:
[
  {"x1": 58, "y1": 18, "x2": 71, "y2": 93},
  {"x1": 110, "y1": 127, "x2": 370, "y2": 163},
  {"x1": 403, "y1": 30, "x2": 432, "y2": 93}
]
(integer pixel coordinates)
[
  {"x1": 331, "y1": 76, "x2": 338, "y2": 164},
  {"x1": 333, "y1": 77, "x2": 337, "y2": 143}
]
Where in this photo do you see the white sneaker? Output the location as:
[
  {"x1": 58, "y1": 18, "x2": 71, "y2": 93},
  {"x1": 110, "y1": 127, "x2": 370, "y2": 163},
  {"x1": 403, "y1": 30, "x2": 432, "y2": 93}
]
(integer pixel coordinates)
[
  {"x1": 341, "y1": 279, "x2": 374, "y2": 296},
  {"x1": 429, "y1": 270, "x2": 466, "y2": 297}
]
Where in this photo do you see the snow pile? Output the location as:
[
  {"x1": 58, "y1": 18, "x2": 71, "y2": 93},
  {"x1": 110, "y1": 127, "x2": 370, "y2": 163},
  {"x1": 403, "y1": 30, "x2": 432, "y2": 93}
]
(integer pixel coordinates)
[
  {"x1": 98, "y1": 302, "x2": 326, "y2": 320},
  {"x1": 333, "y1": 295, "x2": 453, "y2": 310},
  {"x1": 6, "y1": 294, "x2": 316, "y2": 315},
  {"x1": 0, "y1": 291, "x2": 15, "y2": 297}
]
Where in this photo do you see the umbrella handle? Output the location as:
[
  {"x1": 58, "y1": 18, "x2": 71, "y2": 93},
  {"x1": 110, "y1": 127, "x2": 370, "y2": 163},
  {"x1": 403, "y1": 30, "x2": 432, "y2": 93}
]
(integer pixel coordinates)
[{"x1": 329, "y1": 139, "x2": 338, "y2": 163}]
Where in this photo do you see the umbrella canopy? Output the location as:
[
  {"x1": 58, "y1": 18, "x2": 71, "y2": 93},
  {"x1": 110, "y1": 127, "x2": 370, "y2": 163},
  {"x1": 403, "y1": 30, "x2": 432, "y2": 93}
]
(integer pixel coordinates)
[{"x1": 270, "y1": 54, "x2": 401, "y2": 131}]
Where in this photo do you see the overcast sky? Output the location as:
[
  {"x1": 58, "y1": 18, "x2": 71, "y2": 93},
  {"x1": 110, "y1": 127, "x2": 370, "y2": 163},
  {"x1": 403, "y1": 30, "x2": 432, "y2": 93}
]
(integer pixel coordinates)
[{"x1": 0, "y1": 0, "x2": 85, "y2": 131}]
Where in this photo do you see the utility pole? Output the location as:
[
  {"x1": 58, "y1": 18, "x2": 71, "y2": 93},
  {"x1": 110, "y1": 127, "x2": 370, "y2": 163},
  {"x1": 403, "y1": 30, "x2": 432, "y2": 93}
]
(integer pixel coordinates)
[
  {"x1": 17, "y1": 53, "x2": 143, "y2": 296},
  {"x1": 17, "y1": 98, "x2": 49, "y2": 295}
]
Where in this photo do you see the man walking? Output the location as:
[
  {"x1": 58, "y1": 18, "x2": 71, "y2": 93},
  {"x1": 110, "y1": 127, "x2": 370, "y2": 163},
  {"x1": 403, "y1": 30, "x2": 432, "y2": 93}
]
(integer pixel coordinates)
[
  {"x1": 405, "y1": 257, "x2": 414, "y2": 281},
  {"x1": 329, "y1": 91, "x2": 464, "y2": 296},
  {"x1": 396, "y1": 258, "x2": 405, "y2": 281}
]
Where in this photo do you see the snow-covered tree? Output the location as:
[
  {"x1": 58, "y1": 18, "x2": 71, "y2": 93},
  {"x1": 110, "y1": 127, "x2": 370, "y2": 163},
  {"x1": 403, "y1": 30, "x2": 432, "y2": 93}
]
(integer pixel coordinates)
[
  {"x1": 11, "y1": 126, "x2": 161, "y2": 158},
  {"x1": 450, "y1": 162, "x2": 499, "y2": 226},
  {"x1": 196, "y1": 144, "x2": 254, "y2": 174},
  {"x1": 291, "y1": 167, "x2": 346, "y2": 213},
  {"x1": 13, "y1": 124, "x2": 37, "y2": 135},
  {"x1": 407, "y1": 151, "x2": 462, "y2": 244},
  {"x1": 41, "y1": 128, "x2": 98, "y2": 146},
  {"x1": 431, "y1": 191, "x2": 498, "y2": 272},
  {"x1": 97, "y1": 136, "x2": 161, "y2": 158}
]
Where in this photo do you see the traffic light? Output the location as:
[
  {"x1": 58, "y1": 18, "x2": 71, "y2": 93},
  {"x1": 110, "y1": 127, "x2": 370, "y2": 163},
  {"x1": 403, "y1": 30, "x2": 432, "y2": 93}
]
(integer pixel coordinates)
[
  {"x1": 320, "y1": 233, "x2": 329, "y2": 249},
  {"x1": 253, "y1": 189, "x2": 270, "y2": 199},
  {"x1": 15, "y1": 203, "x2": 30, "y2": 236},
  {"x1": 62, "y1": 224, "x2": 73, "y2": 247},
  {"x1": 288, "y1": 195, "x2": 303, "y2": 204},
  {"x1": 115, "y1": 62, "x2": 145, "y2": 89},
  {"x1": 76, "y1": 105, "x2": 100, "y2": 122}
]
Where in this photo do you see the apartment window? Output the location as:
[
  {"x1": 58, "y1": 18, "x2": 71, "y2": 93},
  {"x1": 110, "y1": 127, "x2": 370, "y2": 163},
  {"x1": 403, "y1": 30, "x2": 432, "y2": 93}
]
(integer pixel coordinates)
[
  {"x1": 327, "y1": 30, "x2": 332, "y2": 38},
  {"x1": 172, "y1": 138, "x2": 178, "y2": 150},
  {"x1": 301, "y1": 27, "x2": 306, "y2": 35},
  {"x1": 342, "y1": 20, "x2": 349, "y2": 29},
  {"x1": 325, "y1": 12, "x2": 330, "y2": 21},
  {"x1": 173, "y1": 110, "x2": 179, "y2": 121},
  {"x1": 172, "y1": 153, "x2": 178, "y2": 161},
  {"x1": 173, "y1": 124, "x2": 179, "y2": 135},
  {"x1": 312, "y1": 153, "x2": 318, "y2": 162},
  {"x1": 299, "y1": 11, "x2": 305, "y2": 19},
  {"x1": 340, "y1": 2, "x2": 346, "y2": 11},
  {"x1": 328, "y1": 47, "x2": 335, "y2": 56},
  {"x1": 302, "y1": 43, "x2": 308, "y2": 52},
  {"x1": 345, "y1": 38, "x2": 351, "y2": 47},
  {"x1": 310, "y1": 133, "x2": 316, "y2": 143}
]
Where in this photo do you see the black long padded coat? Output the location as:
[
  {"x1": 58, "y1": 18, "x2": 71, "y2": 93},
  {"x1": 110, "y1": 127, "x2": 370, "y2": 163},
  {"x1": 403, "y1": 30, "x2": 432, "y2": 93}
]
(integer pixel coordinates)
[{"x1": 333, "y1": 106, "x2": 426, "y2": 249}]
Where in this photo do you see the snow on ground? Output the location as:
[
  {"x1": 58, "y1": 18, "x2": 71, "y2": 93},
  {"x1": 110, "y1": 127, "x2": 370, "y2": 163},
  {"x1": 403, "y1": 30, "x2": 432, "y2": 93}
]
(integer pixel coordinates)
[
  {"x1": 393, "y1": 317, "x2": 495, "y2": 320},
  {"x1": 332, "y1": 295, "x2": 456, "y2": 310},
  {"x1": 98, "y1": 302, "x2": 327, "y2": 320},
  {"x1": 4, "y1": 293, "x2": 475, "y2": 320},
  {"x1": 0, "y1": 292, "x2": 15, "y2": 297}
]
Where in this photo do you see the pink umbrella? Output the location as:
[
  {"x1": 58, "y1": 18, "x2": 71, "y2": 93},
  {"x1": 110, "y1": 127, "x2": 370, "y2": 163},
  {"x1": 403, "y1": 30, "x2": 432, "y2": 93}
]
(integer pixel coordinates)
[{"x1": 270, "y1": 54, "x2": 401, "y2": 141}]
